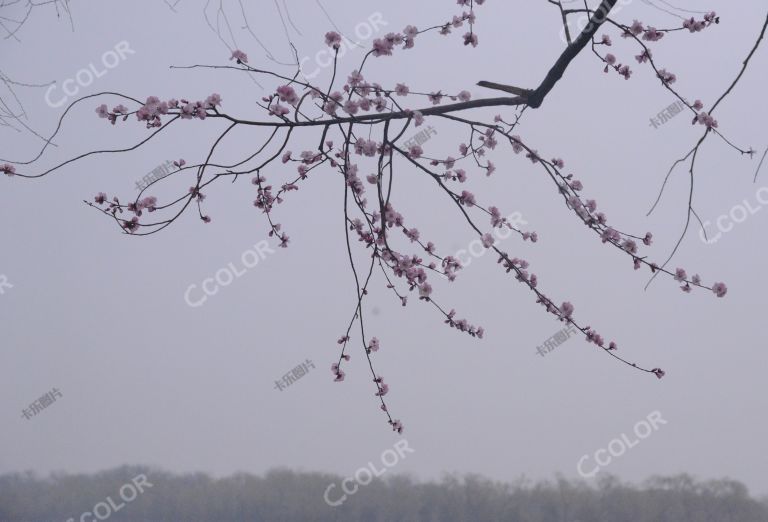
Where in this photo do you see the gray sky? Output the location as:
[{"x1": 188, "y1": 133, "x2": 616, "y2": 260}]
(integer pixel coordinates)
[{"x1": 1, "y1": 0, "x2": 767, "y2": 498}]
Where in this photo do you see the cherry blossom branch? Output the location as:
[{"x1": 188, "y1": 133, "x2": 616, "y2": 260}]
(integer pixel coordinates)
[{"x1": 4, "y1": 0, "x2": 760, "y2": 433}]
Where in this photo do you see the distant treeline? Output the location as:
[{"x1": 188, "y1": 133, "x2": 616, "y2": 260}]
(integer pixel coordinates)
[{"x1": 1, "y1": 467, "x2": 767, "y2": 522}]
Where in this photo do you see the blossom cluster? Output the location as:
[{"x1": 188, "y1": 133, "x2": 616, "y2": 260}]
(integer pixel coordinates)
[
  {"x1": 598, "y1": 12, "x2": 717, "y2": 85},
  {"x1": 97, "y1": 94, "x2": 222, "y2": 128},
  {"x1": 20, "y1": 0, "x2": 739, "y2": 435}
]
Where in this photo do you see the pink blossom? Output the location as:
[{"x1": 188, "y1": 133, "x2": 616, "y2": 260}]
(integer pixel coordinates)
[
  {"x1": 385, "y1": 32, "x2": 404, "y2": 46},
  {"x1": 372, "y1": 38, "x2": 394, "y2": 56},
  {"x1": 643, "y1": 232, "x2": 653, "y2": 246},
  {"x1": 95, "y1": 104, "x2": 109, "y2": 119},
  {"x1": 622, "y1": 239, "x2": 638, "y2": 254},
  {"x1": 230, "y1": 50, "x2": 248, "y2": 63},
  {"x1": 205, "y1": 93, "x2": 222, "y2": 108},
  {"x1": 268, "y1": 103, "x2": 290, "y2": 117},
  {"x1": 347, "y1": 70, "x2": 364, "y2": 87},
  {"x1": 642, "y1": 27, "x2": 665, "y2": 41},
  {"x1": 635, "y1": 50, "x2": 652, "y2": 63},
  {"x1": 618, "y1": 65, "x2": 632, "y2": 80},
  {"x1": 586, "y1": 330, "x2": 604, "y2": 347},
  {"x1": 696, "y1": 111, "x2": 718, "y2": 129},
  {"x1": 343, "y1": 100, "x2": 359, "y2": 115},
  {"x1": 657, "y1": 69, "x2": 676, "y2": 85},
  {"x1": 139, "y1": 196, "x2": 157, "y2": 211},
  {"x1": 712, "y1": 282, "x2": 727, "y2": 297},
  {"x1": 428, "y1": 92, "x2": 443, "y2": 105},
  {"x1": 458, "y1": 190, "x2": 476, "y2": 207},
  {"x1": 122, "y1": 216, "x2": 139, "y2": 233},
  {"x1": 405, "y1": 228, "x2": 420, "y2": 242},
  {"x1": 375, "y1": 382, "x2": 390, "y2": 397},
  {"x1": 683, "y1": 18, "x2": 707, "y2": 32},
  {"x1": 601, "y1": 228, "x2": 620, "y2": 243},
  {"x1": 276, "y1": 85, "x2": 299, "y2": 105},
  {"x1": 325, "y1": 31, "x2": 342, "y2": 49}
]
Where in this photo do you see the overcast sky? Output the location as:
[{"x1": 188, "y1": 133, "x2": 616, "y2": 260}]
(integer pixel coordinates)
[{"x1": 1, "y1": 0, "x2": 767, "y2": 498}]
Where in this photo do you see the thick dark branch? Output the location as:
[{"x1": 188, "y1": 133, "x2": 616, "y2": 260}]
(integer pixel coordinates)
[
  {"x1": 211, "y1": 95, "x2": 528, "y2": 128},
  {"x1": 479, "y1": 0, "x2": 617, "y2": 107},
  {"x1": 527, "y1": 0, "x2": 618, "y2": 107}
]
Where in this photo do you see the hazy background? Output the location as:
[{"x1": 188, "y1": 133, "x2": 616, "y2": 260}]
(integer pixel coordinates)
[{"x1": 1, "y1": 0, "x2": 767, "y2": 503}]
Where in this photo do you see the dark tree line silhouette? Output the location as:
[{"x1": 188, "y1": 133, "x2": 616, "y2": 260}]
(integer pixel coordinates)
[{"x1": 1, "y1": 467, "x2": 767, "y2": 522}]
